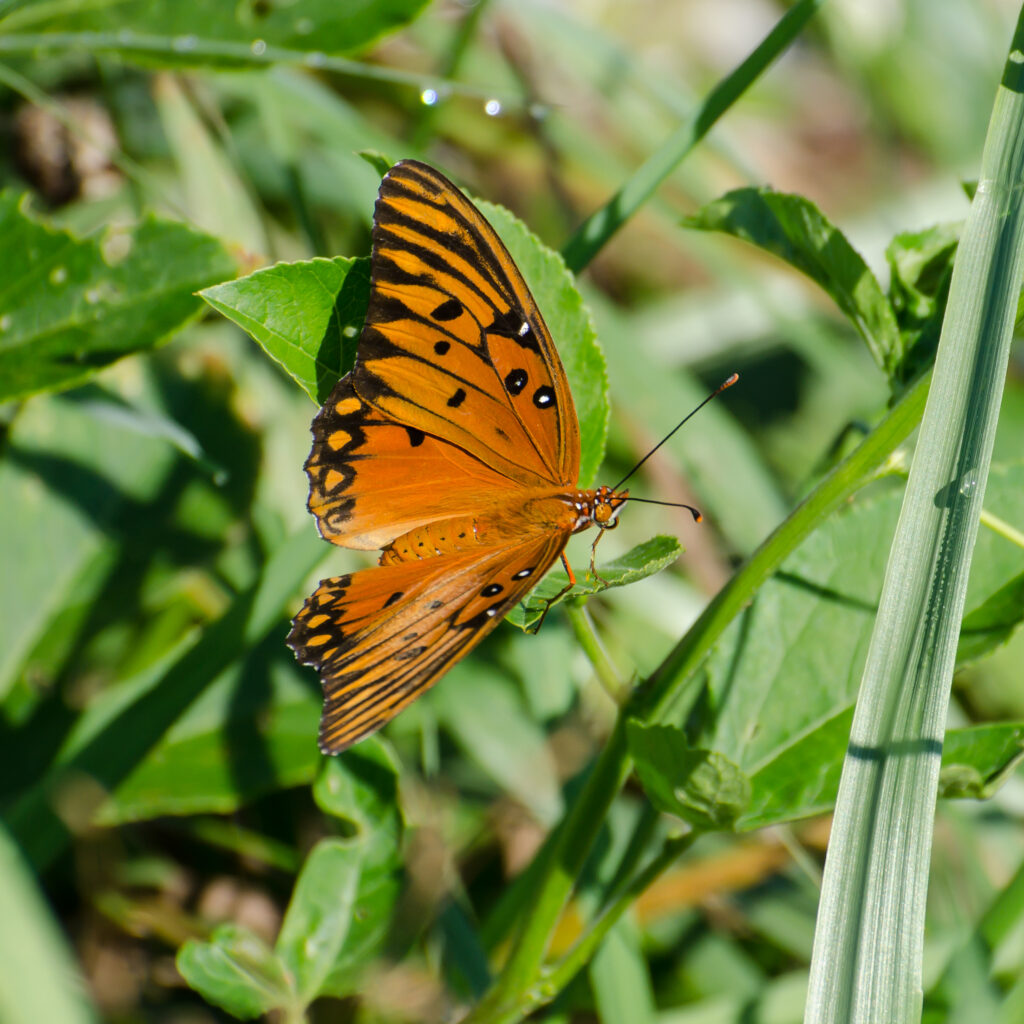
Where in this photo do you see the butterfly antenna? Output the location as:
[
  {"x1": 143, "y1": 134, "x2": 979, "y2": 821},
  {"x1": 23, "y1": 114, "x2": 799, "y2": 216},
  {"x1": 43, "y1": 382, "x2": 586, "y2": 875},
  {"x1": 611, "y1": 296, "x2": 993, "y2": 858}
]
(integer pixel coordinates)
[{"x1": 612, "y1": 373, "x2": 739, "y2": 492}]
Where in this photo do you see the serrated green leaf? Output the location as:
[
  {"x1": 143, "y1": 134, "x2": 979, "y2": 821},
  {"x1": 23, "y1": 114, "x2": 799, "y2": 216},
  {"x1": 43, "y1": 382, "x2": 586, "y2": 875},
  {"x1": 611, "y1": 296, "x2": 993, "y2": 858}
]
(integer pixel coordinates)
[
  {"x1": 0, "y1": 195, "x2": 235, "y2": 402},
  {"x1": 627, "y1": 722, "x2": 751, "y2": 831},
  {"x1": 177, "y1": 923, "x2": 294, "y2": 1020},
  {"x1": 684, "y1": 187, "x2": 902, "y2": 377},
  {"x1": 201, "y1": 256, "x2": 368, "y2": 403},
  {"x1": 507, "y1": 535, "x2": 682, "y2": 630}
]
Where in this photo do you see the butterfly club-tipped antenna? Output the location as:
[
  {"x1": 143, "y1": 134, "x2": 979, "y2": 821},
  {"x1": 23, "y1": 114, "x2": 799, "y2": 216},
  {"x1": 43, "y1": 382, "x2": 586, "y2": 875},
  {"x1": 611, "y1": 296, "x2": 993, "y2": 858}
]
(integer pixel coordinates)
[{"x1": 613, "y1": 372, "x2": 739, "y2": 520}]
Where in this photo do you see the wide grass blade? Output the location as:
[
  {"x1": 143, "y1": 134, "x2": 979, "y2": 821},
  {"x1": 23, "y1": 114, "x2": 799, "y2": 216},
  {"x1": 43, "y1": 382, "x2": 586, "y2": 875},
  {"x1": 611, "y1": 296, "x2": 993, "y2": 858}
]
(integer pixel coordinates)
[{"x1": 805, "y1": 11, "x2": 1024, "y2": 1022}]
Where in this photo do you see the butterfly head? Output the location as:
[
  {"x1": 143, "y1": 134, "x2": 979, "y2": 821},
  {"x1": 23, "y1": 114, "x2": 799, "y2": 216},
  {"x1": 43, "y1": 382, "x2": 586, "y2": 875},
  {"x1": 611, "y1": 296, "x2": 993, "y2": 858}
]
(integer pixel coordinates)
[{"x1": 582, "y1": 485, "x2": 629, "y2": 532}]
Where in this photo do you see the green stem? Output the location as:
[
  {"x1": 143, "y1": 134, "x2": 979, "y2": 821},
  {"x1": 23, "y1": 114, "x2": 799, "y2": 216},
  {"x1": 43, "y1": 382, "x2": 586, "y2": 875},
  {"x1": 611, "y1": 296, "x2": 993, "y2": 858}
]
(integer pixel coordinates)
[
  {"x1": 539, "y1": 832, "x2": 696, "y2": 1002},
  {"x1": 0, "y1": 32, "x2": 511, "y2": 101},
  {"x1": 560, "y1": 0, "x2": 828, "y2": 274},
  {"x1": 564, "y1": 604, "x2": 628, "y2": 704},
  {"x1": 980, "y1": 507, "x2": 1024, "y2": 548}
]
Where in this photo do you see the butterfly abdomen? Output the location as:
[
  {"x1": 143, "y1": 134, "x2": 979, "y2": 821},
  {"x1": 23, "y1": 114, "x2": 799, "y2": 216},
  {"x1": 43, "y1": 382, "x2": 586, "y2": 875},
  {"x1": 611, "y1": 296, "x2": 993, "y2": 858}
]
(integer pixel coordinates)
[{"x1": 379, "y1": 514, "x2": 485, "y2": 564}]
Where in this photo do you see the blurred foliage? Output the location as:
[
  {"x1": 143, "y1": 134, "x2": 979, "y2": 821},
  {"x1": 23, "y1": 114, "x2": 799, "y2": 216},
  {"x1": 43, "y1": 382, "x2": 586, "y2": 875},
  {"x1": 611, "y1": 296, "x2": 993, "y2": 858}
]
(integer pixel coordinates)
[{"x1": 2, "y1": 0, "x2": 1024, "y2": 1022}]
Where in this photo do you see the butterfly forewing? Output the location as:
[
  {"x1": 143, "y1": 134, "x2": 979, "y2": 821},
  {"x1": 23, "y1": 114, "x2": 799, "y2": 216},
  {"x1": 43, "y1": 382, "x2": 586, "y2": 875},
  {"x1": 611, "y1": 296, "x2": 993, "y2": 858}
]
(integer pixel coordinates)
[
  {"x1": 288, "y1": 532, "x2": 569, "y2": 753},
  {"x1": 352, "y1": 160, "x2": 580, "y2": 488},
  {"x1": 307, "y1": 377, "x2": 517, "y2": 550}
]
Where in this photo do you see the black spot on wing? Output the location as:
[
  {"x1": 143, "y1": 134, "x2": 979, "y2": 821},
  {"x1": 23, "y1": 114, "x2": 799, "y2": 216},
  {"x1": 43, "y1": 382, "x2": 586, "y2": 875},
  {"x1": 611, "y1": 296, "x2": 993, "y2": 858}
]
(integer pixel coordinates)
[
  {"x1": 447, "y1": 388, "x2": 467, "y2": 408},
  {"x1": 532, "y1": 385, "x2": 555, "y2": 409},
  {"x1": 432, "y1": 297, "x2": 462, "y2": 321},
  {"x1": 505, "y1": 368, "x2": 528, "y2": 395}
]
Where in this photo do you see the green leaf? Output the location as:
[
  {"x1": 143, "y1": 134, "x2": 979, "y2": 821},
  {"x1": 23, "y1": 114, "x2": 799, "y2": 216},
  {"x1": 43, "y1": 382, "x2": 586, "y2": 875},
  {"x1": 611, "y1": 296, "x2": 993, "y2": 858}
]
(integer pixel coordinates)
[
  {"x1": 275, "y1": 838, "x2": 368, "y2": 1003},
  {"x1": 957, "y1": 568, "x2": 1024, "y2": 663},
  {"x1": 0, "y1": 824, "x2": 98, "y2": 1024},
  {"x1": 202, "y1": 186, "x2": 610, "y2": 478},
  {"x1": 304, "y1": 741, "x2": 403, "y2": 994},
  {"x1": 0, "y1": 195, "x2": 235, "y2": 402},
  {"x1": 507, "y1": 535, "x2": 682, "y2": 631},
  {"x1": 1, "y1": 0, "x2": 432, "y2": 62},
  {"x1": 201, "y1": 256, "x2": 369, "y2": 404},
  {"x1": 684, "y1": 187, "x2": 902, "y2": 377},
  {"x1": 0, "y1": 389, "x2": 181, "y2": 701},
  {"x1": 626, "y1": 722, "x2": 751, "y2": 831},
  {"x1": 5, "y1": 526, "x2": 328, "y2": 873},
  {"x1": 95, "y1": 650, "x2": 321, "y2": 824},
  {"x1": 938, "y1": 723, "x2": 1024, "y2": 799},
  {"x1": 177, "y1": 924, "x2": 294, "y2": 1020},
  {"x1": 589, "y1": 918, "x2": 656, "y2": 1024},
  {"x1": 885, "y1": 223, "x2": 959, "y2": 381},
  {"x1": 741, "y1": 717, "x2": 1024, "y2": 830}
]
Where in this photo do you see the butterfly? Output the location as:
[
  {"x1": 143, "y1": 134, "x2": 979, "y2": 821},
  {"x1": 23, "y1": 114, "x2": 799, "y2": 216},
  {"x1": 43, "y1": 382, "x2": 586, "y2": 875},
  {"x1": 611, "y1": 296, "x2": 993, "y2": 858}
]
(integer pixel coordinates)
[{"x1": 287, "y1": 159, "x2": 629, "y2": 754}]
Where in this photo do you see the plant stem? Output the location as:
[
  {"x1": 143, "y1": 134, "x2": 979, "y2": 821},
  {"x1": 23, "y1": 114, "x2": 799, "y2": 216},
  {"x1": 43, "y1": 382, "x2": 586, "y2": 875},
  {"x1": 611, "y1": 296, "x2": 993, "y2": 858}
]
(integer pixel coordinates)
[{"x1": 565, "y1": 604, "x2": 628, "y2": 704}]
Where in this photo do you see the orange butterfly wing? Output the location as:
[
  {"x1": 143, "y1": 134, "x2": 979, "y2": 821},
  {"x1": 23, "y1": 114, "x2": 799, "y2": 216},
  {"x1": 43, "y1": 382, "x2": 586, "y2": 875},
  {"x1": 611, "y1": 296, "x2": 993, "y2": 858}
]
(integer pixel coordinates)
[{"x1": 288, "y1": 531, "x2": 569, "y2": 753}]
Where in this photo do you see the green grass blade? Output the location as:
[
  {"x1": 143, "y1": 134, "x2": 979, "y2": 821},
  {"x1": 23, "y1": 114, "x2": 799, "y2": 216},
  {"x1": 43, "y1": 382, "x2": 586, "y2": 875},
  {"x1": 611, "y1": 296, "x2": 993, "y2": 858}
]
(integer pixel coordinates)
[
  {"x1": 560, "y1": 0, "x2": 827, "y2": 274},
  {"x1": 0, "y1": 824, "x2": 98, "y2": 1024},
  {"x1": 804, "y1": 12, "x2": 1024, "y2": 1022}
]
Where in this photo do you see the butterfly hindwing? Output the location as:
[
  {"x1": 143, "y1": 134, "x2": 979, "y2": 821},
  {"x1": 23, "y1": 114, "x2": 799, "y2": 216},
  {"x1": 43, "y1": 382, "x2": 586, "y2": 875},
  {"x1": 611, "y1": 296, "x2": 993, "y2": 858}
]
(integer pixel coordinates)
[
  {"x1": 287, "y1": 531, "x2": 569, "y2": 753},
  {"x1": 351, "y1": 160, "x2": 580, "y2": 488}
]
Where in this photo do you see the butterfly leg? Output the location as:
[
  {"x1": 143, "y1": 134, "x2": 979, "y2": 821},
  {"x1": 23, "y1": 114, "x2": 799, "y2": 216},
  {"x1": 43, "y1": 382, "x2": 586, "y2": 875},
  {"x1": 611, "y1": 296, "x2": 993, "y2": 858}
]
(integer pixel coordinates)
[
  {"x1": 531, "y1": 552, "x2": 577, "y2": 635},
  {"x1": 589, "y1": 530, "x2": 611, "y2": 587}
]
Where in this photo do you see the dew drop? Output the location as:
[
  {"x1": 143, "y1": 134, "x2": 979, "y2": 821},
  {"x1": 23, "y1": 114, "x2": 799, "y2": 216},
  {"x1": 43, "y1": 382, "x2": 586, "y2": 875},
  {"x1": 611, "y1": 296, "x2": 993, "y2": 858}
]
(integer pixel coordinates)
[
  {"x1": 49, "y1": 266, "x2": 67, "y2": 285},
  {"x1": 421, "y1": 88, "x2": 439, "y2": 106},
  {"x1": 85, "y1": 288, "x2": 101, "y2": 304},
  {"x1": 484, "y1": 98, "x2": 502, "y2": 117},
  {"x1": 959, "y1": 472, "x2": 978, "y2": 497},
  {"x1": 342, "y1": 325, "x2": 358, "y2": 338},
  {"x1": 0, "y1": 314, "x2": 11, "y2": 332},
  {"x1": 294, "y1": 17, "x2": 313, "y2": 34},
  {"x1": 172, "y1": 34, "x2": 198, "y2": 52},
  {"x1": 1011, "y1": 49, "x2": 1024, "y2": 64},
  {"x1": 528, "y1": 102, "x2": 549, "y2": 121},
  {"x1": 250, "y1": 38, "x2": 267, "y2": 55},
  {"x1": 303, "y1": 51, "x2": 327, "y2": 67}
]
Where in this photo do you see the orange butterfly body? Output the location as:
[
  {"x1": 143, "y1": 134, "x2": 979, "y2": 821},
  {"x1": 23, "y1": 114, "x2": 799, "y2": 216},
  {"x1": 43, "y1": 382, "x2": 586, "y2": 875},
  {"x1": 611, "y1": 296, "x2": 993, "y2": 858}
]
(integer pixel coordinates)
[{"x1": 288, "y1": 160, "x2": 627, "y2": 754}]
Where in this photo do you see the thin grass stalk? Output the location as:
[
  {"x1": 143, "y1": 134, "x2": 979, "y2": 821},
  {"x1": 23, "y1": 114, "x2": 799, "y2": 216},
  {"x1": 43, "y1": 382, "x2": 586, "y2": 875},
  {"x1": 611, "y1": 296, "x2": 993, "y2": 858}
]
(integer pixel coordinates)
[{"x1": 804, "y1": 12, "x2": 1024, "y2": 1022}]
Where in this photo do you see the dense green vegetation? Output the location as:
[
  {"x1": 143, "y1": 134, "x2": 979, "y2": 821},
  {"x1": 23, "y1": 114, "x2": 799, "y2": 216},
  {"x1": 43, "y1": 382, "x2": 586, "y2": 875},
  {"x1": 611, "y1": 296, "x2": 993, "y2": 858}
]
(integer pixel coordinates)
[{"x1": 2, "y1": 1, "x2": 1024, "y2": 1022}]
